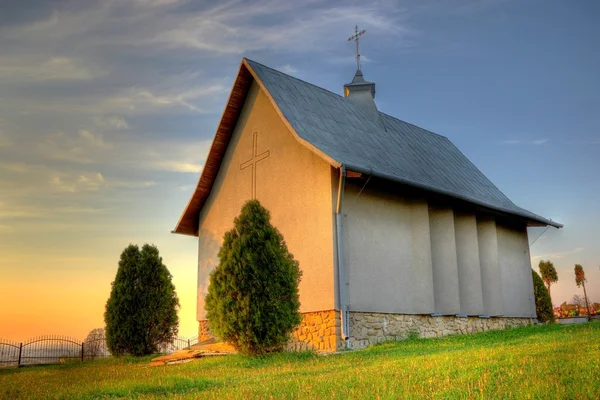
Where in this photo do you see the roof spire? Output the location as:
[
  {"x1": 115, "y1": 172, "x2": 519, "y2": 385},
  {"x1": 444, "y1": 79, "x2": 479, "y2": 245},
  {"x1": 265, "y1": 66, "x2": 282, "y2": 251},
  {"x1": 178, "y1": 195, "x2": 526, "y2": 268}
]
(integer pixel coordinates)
[{"x1": 348, "y1": 24, "x2": 366, "y2": 71}]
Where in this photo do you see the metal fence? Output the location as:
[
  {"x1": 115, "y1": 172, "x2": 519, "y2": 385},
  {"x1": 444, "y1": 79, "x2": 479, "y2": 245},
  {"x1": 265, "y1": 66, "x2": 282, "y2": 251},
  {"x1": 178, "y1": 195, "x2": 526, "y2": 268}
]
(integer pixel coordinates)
[{"x1": 0, "y1": 334, "x2": 198, "y2": 368}]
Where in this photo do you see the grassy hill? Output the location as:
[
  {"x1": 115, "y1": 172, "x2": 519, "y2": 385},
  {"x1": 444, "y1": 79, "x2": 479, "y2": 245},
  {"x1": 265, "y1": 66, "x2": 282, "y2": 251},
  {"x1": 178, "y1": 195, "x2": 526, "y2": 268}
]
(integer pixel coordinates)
[{"x1": 1, "y1": 322, "x2": 599, "y2": 399}]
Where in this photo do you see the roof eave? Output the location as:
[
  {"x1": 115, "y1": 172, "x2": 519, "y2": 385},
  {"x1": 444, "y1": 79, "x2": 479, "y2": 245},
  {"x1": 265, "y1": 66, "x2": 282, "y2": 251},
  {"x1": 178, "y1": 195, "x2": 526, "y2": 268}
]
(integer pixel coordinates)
[
  {"x1": 344, "y1": 163, "x2": 562, "y2": 229},
  {"x1": 173, "y1": 60, "x2": 253, "y2": 236}
]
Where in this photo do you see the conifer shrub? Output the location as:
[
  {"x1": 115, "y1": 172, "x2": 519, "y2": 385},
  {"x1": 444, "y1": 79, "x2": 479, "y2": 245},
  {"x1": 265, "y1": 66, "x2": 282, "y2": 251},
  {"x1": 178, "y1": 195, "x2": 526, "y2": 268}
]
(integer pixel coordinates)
[
  {"x1": 205, "y1": 200, "x2": 302, "y2": 355},
  {"x1": 532, "y1": 269, "x2": 554, "y2": 323},
  {"x1": 105, "y1": 244, "x2": 180, "y2": 356}
]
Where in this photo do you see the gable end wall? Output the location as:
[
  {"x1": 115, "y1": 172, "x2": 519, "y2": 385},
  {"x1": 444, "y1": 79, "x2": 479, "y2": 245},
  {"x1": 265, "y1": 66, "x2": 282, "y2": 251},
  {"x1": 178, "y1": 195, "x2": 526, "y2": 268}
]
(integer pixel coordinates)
[{"x1": 195, "y1": 81, "x2": 336, "y2": 321}]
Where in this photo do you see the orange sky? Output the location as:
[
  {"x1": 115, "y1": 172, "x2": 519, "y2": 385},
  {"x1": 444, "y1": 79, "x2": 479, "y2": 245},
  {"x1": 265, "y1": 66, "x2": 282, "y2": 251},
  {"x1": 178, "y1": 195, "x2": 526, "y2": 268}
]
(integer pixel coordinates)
[{"x1": 1, "y1": 227, "x2": 201, "y2": 342}]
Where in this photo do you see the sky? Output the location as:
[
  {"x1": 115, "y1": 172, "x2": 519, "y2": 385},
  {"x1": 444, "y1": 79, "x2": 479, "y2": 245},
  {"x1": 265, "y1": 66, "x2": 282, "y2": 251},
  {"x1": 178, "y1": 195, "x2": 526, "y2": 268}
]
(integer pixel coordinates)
[{"x1": 0, "y1": 0, "x2": 598, "y2": 341}]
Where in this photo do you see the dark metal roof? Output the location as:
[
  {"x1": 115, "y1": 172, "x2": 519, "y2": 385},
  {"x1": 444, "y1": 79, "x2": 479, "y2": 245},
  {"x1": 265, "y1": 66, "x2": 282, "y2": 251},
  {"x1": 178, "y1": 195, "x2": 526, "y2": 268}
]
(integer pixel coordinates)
[{"x1": 174, "y1": 59, "x2": 561, "y2": 235}]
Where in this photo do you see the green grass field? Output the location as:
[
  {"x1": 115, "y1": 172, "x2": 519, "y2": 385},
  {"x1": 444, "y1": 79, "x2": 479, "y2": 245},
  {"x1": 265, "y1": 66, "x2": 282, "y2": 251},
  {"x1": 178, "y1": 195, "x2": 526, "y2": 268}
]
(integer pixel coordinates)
[{"x1": 1, "y1": 322, "x2": 599, "y2": 399}]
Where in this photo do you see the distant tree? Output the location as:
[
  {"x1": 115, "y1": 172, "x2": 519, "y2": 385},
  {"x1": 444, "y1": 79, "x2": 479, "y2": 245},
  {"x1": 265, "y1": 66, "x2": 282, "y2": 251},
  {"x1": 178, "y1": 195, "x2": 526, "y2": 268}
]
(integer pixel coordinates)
[
  {"x1": 205, "y1": 200, "x2": 302, "y2": 355},
  {"x1": 105, "y1": 244, "x2": 180, "y2": 356},
  {"x1": 84, "y1": 328, "x2": 106, "y2": 360},
  {"x1": 572, "y1": 295, "x2": 586, "y2": 309},
  {"x1": 538, "y1": 260, "x2": 558, "y2": 300},
  {"x1": 531, "y1": 269, "x2": 554, "y2": 323},
  {"x1": 574, "y1": 264, "x2": 591, "y2": 320}
]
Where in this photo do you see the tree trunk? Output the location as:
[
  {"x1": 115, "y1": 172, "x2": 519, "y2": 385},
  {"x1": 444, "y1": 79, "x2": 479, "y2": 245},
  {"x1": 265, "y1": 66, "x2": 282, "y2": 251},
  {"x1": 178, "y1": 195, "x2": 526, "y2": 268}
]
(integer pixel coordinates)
[{"x1": 582, "y1": 283, "x2": 591, "y2": 321}]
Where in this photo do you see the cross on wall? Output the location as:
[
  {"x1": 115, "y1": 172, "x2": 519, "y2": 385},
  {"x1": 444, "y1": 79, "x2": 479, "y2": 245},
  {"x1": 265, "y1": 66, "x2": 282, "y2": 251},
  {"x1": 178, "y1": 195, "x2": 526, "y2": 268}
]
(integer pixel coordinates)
[{"x1": 240, "y1": 132, "x2": 270, "y2": 199}]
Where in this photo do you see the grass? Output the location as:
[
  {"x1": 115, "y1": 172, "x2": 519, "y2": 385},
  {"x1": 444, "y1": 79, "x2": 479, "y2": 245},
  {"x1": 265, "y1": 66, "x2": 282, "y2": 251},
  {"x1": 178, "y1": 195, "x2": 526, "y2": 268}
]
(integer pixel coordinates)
[{"x1": 1, "y1": 322, "x2": 599, "y2": 399}]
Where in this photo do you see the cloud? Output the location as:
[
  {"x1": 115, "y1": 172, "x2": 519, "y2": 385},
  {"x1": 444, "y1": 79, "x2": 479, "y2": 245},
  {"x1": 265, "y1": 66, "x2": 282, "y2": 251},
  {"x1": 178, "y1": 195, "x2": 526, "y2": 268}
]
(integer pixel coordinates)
[
  {"x1": 155, "y1": 161, "x2": 202, "y2": 173},
  {"x1": 133, "y1": 0, "x2": 187, "y2": 7},
  {"x1": 0, "y1": 201, "x2": 44, "y2": 219},
  {"x1": 93, "y1": 116, "x2": 130, "y2": 130},
  {"x1": 499, "y1": 139, "x2": 548, "y2": 145},
  {"x1": 0, "y1": 200, "x2": 115, "y2": 221},
  {"x1": 278, "y1": 64, "x2": 298, "y2": 75},
  {"x1": 105, "y1": 84, "x2": 228, "y2": 114},
  {"x1": 50, "y1": 172, "x2": 106, "y2": 193},
  {"x1": 152, "y1": 1, "x2": 408, "y2": 54},
  {"x1": 39, "y1": 130, "x2": 112, "y2": 164},
  {"x1": 0, "y1": 56, "x2": 100, "y2": 82},
  {"x1": 531, "y1": 247, "x2": 584, "y2": 261}
]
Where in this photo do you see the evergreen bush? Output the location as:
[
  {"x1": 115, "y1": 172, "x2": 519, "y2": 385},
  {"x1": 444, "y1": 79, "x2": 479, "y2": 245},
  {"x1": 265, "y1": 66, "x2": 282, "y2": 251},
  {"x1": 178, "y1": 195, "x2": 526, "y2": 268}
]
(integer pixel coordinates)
[
  {"x1": 105, "y1": 244, "x2": 179, "y2": 356},
  {"x1": 532, "y1": 269, "x2": 554, "y2": 323},
  {"x1": 205, "y1": 200, "x2": 302, "y2": 355}
]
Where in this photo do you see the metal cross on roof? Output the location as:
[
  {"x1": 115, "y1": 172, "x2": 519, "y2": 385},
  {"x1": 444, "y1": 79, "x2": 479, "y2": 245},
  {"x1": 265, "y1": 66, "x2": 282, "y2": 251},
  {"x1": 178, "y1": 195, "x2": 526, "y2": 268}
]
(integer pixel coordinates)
[{"x1": 348, "y1": 25, "x2": 367, "y2": 71}]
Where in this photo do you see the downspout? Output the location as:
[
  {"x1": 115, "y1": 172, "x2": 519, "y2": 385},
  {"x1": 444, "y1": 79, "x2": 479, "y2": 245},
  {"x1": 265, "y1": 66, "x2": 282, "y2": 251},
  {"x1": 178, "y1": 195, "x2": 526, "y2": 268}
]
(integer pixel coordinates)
[{"x1": 336, "y1": 165, "x2": 349, "y2": 344}]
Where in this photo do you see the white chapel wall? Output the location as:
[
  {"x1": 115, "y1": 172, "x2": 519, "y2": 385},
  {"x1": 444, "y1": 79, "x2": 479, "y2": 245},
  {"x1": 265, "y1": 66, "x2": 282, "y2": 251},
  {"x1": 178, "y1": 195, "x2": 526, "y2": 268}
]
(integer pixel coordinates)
[
  {"x1": 196, "y1": 81, "x2": 336, "y2": 321},
  {"x1": 343, "y1": 179, "x2": 537, "y2": 319},
  {"x1": 496, "y1": 222, "x2": 536, "y2": 317},
  {"x1": 344, "y1": 181, "x2": 435, "y2": 314}
]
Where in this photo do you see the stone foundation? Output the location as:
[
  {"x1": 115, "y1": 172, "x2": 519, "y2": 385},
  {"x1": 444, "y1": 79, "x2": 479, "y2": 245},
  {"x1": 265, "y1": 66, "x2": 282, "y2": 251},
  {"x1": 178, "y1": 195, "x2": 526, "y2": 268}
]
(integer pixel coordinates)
[
  {"x1": 198, "y1": 311, "x2": 532, "y2": 352},
  {"x1": 197, "y1": 310, "x2": 341, "y2": 352},
  {"x1": 287, "y1": 310, "x2": 341, "y2": 352},
  {"x1": 198, "y1": 320, "x2": 212, "y2": 342},
  {"x1": 345, "y1": 312, "x2": 534, "y2": 349}
]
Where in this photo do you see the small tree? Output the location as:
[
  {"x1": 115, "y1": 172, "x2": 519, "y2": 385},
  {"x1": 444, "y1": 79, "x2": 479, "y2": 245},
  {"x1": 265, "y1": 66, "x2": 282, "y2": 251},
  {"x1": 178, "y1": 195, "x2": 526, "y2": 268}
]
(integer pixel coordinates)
[
  {"x1": 538, "y1": 260, "x2": 558, "y2": 300},
  {"x1": 574, "y1": 264, "x2": 591, "y2": 320},
  {"x1": 105, "y1": 244, "x2": 180, "y2": 356},
  {"x1": 84, "y1": 328, "x2": 106, "y2": 360},
  {"x1": 205, "y1": 200, "x2": 302, "y2": 355},
  {"x1": 531, "y1": 269, "x2": 554, "y2": 323}
]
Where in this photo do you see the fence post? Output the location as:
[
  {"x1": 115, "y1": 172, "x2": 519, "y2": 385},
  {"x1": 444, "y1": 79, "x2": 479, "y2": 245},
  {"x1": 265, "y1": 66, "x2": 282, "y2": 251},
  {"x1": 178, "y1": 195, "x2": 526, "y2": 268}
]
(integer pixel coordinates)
[
  {"x1": 81, "y1": 342, "x2": 85, "y2": 362},
  {"x1": 18, "y1": 342, "x2": 22, "y2": 367},
  {"x1": 188, "y1": 339, "x2": 190, "y2": 349}
]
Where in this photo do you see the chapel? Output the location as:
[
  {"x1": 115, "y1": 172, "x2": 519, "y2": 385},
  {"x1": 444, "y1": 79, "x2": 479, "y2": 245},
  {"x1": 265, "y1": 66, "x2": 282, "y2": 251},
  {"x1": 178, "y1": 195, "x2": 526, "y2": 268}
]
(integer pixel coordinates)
[{"x1": 174, "y1": 57, "x2": 561, "y2": 351}]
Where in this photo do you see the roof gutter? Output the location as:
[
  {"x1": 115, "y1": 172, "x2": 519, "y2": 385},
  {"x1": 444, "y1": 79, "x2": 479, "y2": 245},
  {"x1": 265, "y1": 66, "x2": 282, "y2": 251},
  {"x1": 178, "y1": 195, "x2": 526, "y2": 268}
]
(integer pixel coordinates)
[
  {"x1": 343, "y1": 163, "x2": 562, "y2": 229},
  {"x1": 335, "y1": 165, "x2": 350, "y2": 345}
]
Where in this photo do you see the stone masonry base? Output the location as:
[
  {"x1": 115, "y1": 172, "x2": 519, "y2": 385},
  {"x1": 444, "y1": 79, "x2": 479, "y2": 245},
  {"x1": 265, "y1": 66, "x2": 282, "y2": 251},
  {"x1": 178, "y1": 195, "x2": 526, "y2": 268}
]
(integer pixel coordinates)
[
  {"x1": 197, "y1": 310, "x2": 341, "y2": 352},
  {"x1": 198, "y1": 311, "x2": 532, "y2": 352},
  {"x1": 198, "y1": 320, "x2": 212, "y2": 342},
  {"x1": 286, "y1": 310, "x2": 341, "y2": 352},
  {"x1": 345, "y1": 312, "x2": 534, "y2": 350}
]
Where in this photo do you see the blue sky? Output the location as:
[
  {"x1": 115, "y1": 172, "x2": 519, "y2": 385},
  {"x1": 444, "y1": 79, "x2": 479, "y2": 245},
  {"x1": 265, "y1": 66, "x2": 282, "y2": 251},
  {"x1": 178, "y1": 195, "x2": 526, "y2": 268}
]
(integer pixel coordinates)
[{"x1": 0, "y1": 0, "x2": 598, "y2": 340}]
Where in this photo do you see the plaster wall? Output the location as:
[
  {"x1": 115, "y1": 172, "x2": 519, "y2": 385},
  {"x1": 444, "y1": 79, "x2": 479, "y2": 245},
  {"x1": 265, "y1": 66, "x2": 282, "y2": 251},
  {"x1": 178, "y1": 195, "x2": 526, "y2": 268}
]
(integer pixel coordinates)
[
  {"x1": 477, "y1": 217, "x2": 504, "y2": 316},
  {"x1": 497, "y1": 222, "x2": 536, "y2": 317},
  {"x1": 429, "y1": 206, "x2": 461, "y2": 315},
  {"x1": 344, "y1": 182, "x2": 435, "y2": 314},
  {"x1": 195, "y1": 81, "x2": 335, "y2": 320},
  {"x1": 454, "y1": 212, "x2": 484, "y2": 315}
]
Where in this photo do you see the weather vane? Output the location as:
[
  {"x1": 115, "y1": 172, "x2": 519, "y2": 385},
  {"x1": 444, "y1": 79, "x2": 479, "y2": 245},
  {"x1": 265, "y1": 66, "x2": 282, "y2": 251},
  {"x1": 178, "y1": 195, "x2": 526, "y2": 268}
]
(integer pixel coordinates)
[{"x1": 348, "y1": 24, "x2": 367, "y2": 71}]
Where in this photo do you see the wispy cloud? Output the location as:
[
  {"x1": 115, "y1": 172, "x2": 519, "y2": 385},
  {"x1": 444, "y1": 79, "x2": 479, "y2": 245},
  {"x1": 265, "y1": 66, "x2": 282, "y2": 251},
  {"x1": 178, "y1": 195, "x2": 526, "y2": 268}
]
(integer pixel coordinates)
[
  {"x1": 531, "y1": 247, "x2": 584, "y2": 261},
  {"x1": 106, "y1": 84, "x2": 228, "y2": 114},
  {"x1": 133, "y1": 0, "x2": 187, "y2": 7},
  {"x1": 154, "y1": 161, "x2": 202, "y2": 173},
  {"x1": 278, "y1": 64, "x2": 298, "y2": 75},
  {"x1": 50, "y1": 172, "x2": 106, "y2": 193},
  {"x1": 93, "y1": 116, "x2": 130, "y2": 130},
  {"x1": 0, "y1": 56, "x2": 101, "y2": 82},
  {"x1": 152, "y1": 2, "x2": 409, "y2": 54},
  {"x1": 499, "y1": 139, "x2": 548, "y2": 145},
  {"x1": 38, "y1": 130, "x2": 112, "y2": 164}
]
